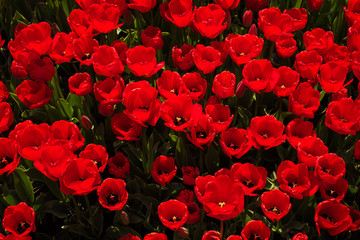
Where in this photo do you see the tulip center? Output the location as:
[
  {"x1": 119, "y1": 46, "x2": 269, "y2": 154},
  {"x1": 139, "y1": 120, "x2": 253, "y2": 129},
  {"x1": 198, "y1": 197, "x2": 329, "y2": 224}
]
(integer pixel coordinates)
[
  {"x1": 268, "y1": 206, "x2": 281, "y2": 215},
  {"x1": 321, "y1": 214, "x2": 333, "y2": 222},
  {"x1": 242, "y1": 179, "x2": 255, "y2": 188},
  {"x1": 82, "y1": 53, "x2": 91, "y2": 61},
  {"x1": 196, "y1": 131, "x2": 207, "y2": 139},
  {"x1": 169, "y1": 216, "x2": 180, "y2": 222},
  {"x1": 262, "y1": 133, "x2": 269, "y2": 139},
  {"x1": 227, "y1": 143, "x2": 238, "y2": 150},
  {"x1": 218, "y1": 202, "x2": 226, "y2": 208},
  {"x1": 106, "y1": 193, "x2": 119, "y2": 205},
  {"x1": 280, "y1": 85, "x2": 285, "y2": 89},
  {"x1": 322, "y1": 168, "x2": 331, "y2": 174},
  {"x1": 339, "y1": 118, "x2": 348, "y2": 123},
  {"x1": 169, "y1": 89, "x2": 178, "y2": 94},
  {"x1": 189, "y1": 88, "x2": 198, "y2": 92},
  {"x1": 17, "y1": 221, "x2": 30, "y2": 234},
  {"x1": 288, "y1": 181, "x2": 298, "y2": 188},
  {"x1": 138, "y1": 106, "x2": 149, "y2": 111},
  {"x1": 0, "y1": 156, "x2": 12, "y2": 169},
  {"x1": 249, "y1": 233, "x2": 262, "y2": 240},
  {"x1": 174, "y1": 116, "x2": 186, "y2": 126},
  {"x1": 326, "y1": 189, "x2": 338, "y2": 198},
  {"x1": 237, "y1": 52, "x2": 245, "y2": 56},
  {"x1": 93, "y1": 160, "x2": 102, "y2": 169}
]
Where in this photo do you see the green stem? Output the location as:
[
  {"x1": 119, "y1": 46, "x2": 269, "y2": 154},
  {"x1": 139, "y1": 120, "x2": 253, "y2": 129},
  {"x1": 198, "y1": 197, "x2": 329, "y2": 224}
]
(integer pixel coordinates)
[
  {"x1": 254, "y1": 93, "x2": 261, "y2": 116},
  {"x1": 84, "y1": 195, "x2": 91, "y2": 210},
  {"x1": 255, "y1": 148, "x2": 262, "y2": 166},
  {"x1": 220, "y1": 220, "x2": 224, "y2": 240}
]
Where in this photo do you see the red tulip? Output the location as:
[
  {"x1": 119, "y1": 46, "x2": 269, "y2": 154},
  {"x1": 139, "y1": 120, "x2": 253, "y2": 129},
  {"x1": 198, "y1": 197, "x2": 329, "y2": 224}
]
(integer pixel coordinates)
[
  {"x1": 91, "y1": 45, "x2": 124, "y2": 77},
  {"x1": 15, "y1": 80, "x2": 52, "y2": 110},
  {"x1": 285, "y1": 118, "x2": 316, "y2": 149},
  {"x1": 182, "y1": 166, "x2": 200, "y2": 186},
  {"x1": 277, "y1": 161, "x2": 311, "y2": 199},
  {"x1": 2, "y1": 203, "x2": 36, "y2": 237},
  {"x1": 315, "y1": 200, "x2": 352, "y2": 236},
  {"x1": 201, "y1": 175, "x2": 244, "y2": 221},
  {"x1": 68, "y1": 72, "x2": 93, "y2": 96},
  {"x1": 242, "y1": 59, "x2": 279, "y2": 94},
  {"x1": 230, "y1": 162, "x2": 267, "y2": 196},
  {"x1": 297, "y1": 136, "x2": 328, "y2": 167},
  {"x1": 241, "y1": 220, "x2": 271, "y2": 240},
  {"x1": 50, "y1": 120, "x2": 84, "y2": 152},
  {"x1": 172, "y1": 44, "x2": 195, "y2": 70},
  {"x1": 122, "y1": 81, "x2": 161, "y2": 126},
  {"x1": 0, "y1": 138, "x2": 20, "y2": 176},
  {"x1": 48, "y1": 32, "x2": 76, "y2": 64},
  {"x1": 126, "y1": 46, "x2": 164, "y2": 77},
  {"x1": 247, "y1": 115, "x2": 286, "y2": 150},
  {"x1": 258, "y1": 7, "x2": 293, "y2": 42},
  {"x1": 315, "y1": 153, "x2": 346, "y2": 184},
  {"x1": 288, "y1": 82, "x2": 320, "y2": 119},
  {"x1": 192, "y1": 4, "x2": 228, "y2": 39},
  {"x1": 87, "y1": 3, "x2": 123, "y2": 33},
  {"x1": 141, "y1": 25, "x2": 164, "y2": 50},
  {"x1": 97, "y1": 178, "x2": 128, "y2": 211},
  {"x1": 192, "y1": 44, "x2": 222, "y2": 74},
  {"x1": 261, "y1": 189, "x2": 291, "y2": 222},
  {"x1": 128, "y1": 0, "x2": 156, "y2": 13},
  {"x1": 273, "y1": 66, "x2": 300, "y2": 97},
  {"x1": 0, "y1": 102, "x2": 13, "y2": 134},
  {"x1": 80, "y1": 144, "x2": 108, "y2": 172},
  {"x1": 151, "y1": 156, "x2": 177, "y2": 186},
  {"x1": 160, "y1": 0, "x2": 194, "y2": 28},
  {"x1": 294, "y1": 51, "x2": 322, "y2": 79},
  {"x1": 226, "y1": 34, "x2": 264, "y2": 65},
  {"x1": 59, "y1": 158, "x2": 101, "y2": 195},
  {"x1": 111, "y1": 112, "x2": 142, "y2": 141},
  {"x1": 179, "y1": 72, "x2": 207, "y2": 101},
  {"x1": 325, "y1": 98, "x2": 360, "y2": 135},
  {"x1": 205, "y1": 104, "x2": 234, "y2": 133},
  {"x1": 303, "y1": 28, "x2": 334, "y2": 56},
  {"x1": 307, "y1": 0, "x2": 324, "y2": 11},
  {"x1": 158, "y1": 200, "x2": 189, "y2": 231},
  {"x1": 284, "y1": 8, "x2": 307, "y2": 31}
]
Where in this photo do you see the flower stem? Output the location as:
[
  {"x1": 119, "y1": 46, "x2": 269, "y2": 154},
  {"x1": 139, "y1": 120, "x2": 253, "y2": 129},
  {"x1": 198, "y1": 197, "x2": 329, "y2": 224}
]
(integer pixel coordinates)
[{"x1": 220, "y1": 220, "x2": 224, "y2": 240}]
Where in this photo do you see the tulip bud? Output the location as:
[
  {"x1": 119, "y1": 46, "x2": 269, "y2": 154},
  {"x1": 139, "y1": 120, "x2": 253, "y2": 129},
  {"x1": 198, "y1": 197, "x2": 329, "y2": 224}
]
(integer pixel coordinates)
[
  {"x1": 242, "y1": 10, "x2": 253, "y2": 28},
  {"x1": 176, "y1": 227, "x2": 189, "y2": 239},
  {"x1": 121, "y1": 211, "x2": 129, "y2": 225},
  {"x1": 81, "y1": 115, "x2": 93, "y2": 130},
  {"x1": 249, "y1": 24, "x2": 258, "y2": 36},
  {"x1": 236, "y1": 81, "x2": 246, "y2": 98}
]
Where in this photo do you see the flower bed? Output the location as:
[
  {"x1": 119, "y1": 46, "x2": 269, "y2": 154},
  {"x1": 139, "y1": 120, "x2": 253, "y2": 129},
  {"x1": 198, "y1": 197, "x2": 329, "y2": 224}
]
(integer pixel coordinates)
[{"x1": 0, "y1": 0, "x2": 360, "y2": 239}]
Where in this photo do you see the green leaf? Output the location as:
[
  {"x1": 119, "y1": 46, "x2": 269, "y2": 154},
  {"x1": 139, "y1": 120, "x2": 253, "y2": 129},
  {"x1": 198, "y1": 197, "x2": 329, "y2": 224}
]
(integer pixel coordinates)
[
  {"x1": 13, "y1": 168, "x2": 34, "y2": 204},
  {"x1": 2, "y1": 190, "x2": 19, "y2": 206},
  {"x1": 66, "y1": 93, "x2": 82, "y2": 107},
  {"x1": 58, "y1": 98, "x2": 74, "y2": 119}
]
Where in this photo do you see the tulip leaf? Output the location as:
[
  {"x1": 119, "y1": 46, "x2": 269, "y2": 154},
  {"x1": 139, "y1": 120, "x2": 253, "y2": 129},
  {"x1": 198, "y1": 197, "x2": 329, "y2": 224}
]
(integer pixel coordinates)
[
  {"x1": 295, "y1": 0, "x2": 303, "y2": 8},
  {"x1": 13, "y1": 168, "x2": 34, "y2": 204},
  {"x1": 2, "y1": 190, "x2": 19, "y2": 206},
  {"x1": 66, "y1": 93, "x2": 82, "y2": 107},
  {"x1": 58, "y1": 98, "x2": 74, "y2": 119}
]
